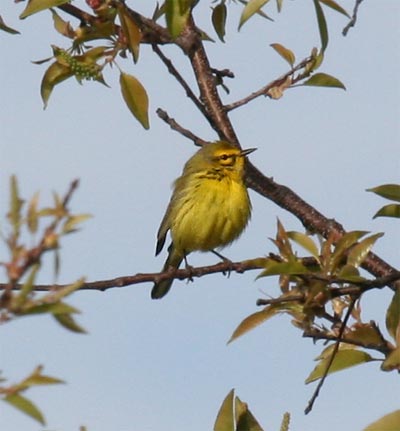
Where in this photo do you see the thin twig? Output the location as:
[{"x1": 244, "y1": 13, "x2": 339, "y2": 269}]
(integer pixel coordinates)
[
  {"x1": 210, "y1": 68, "x2": 235, "y2": 79},
  {"x1": 152, "y1": 44, "x2": 207, "y2": 116},
  {"x1": 57, "y1": 3, "x2": 97, "y2": 26},
  {"x1": 12, "y1": 179, "x2": 79, "y2": 284},
  {"x1": 224, "y1": 57, "x2": 311, "y2": 111},
  {"x1": 304, "y1": 295, "x2": 358, "y2": 414},
  {"x1": 256, "y1": 294, "x2": 304, "y2": 307},
  {"x1": 329, "y1": 271, "x2": 400, "y2": 296},
  {"x1": 342, "y1": 0, "x2": 365, "y2": 36},
  {"x1": 156, "y1": 109, "x2": 209, "y2": 147},
  {"x1": 303, "y1": 326, "x2": 392, "y2": 356},
  {"x1": 294, "y1": 271, "x2": 400, "y2": 296}
]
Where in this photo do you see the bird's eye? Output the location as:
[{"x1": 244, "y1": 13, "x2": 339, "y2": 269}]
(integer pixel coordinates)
[{"x1": 220, "y1": 154, "x2": 229, "y2": 160}]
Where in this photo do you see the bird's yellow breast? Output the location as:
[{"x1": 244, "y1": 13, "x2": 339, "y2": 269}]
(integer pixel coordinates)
[{"x1": 170, "y1": 171, "x2": 251, "y2": 254}]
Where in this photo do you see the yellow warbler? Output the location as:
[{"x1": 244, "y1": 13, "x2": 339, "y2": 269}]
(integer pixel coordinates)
[{"x1": 152, "y1": 141, "x2": 256, "y2": 299}]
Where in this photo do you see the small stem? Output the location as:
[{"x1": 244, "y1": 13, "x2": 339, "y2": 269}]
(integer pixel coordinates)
[
  {"x1": 343, "y1": 0, "x2": 365, "y2": 36},
  {"x1": 156, "y1": 109, "x2": 208, "y2": 147},
  {"x1": 305, "y1": 296, "x2": 358, "y2": 414},
  {"x1": 152, "y1": 44, "x2": 206, "y2": 116},
  {"x1": 225, "y1": 57, "x2": 311, "y2": 111}
]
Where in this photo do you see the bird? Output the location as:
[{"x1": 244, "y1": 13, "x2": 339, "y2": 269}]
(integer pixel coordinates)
[{"x1": 151, "y1": 140, "x2": 256, "y2": 299}]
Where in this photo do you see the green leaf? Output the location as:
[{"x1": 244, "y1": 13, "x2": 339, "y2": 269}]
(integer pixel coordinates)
[
  {"x1": 381, "y1": 347, "x2": 400, "y2": 372},
  {"x1": 367, "y1": 184, "x2": 400, "y2": 202},
  {"x1": 286, "y1": 231, "x2": 319, "y2": 258},
  {"x1": 153, "y1": 2, "x2": 166, "y2": 21},
  {"x1": 45, "y1": 278, "x2": 85, "y2": 303},
  {"x1": 337, "y1": 264, "x2": 363, "y2": 282},
  {"x1": 257, "y1": 260, "x2": 309, "y2": 278},
  {"x1": 8, "y1": 175, "x2": 23, "y2": 236},
  {"x1": 238, "y1": 0, "x2": 271, "y2": 30},
  {"x1": 303, "y1": 72, "x2": 345, "y2": 89},
  {"x1": 62, "y1": 213, "x2": 92, "y2": 234},
  {"x1": 313, "y1": 0, "x2": 328, "y2": 51},
  {"x1": 0, "y1": 15, "x2": 20, "y2": 34},
  {"x1": 120, "y1": 72, "x2": 150, "y2": 129},
  {"x1": 13, "y1": 264, "x2": 40, "y2": 309},
  {"x1": 270, "y1": 43, "x2": 295, "y2": 67},
  {"x1": 3, "y1": 394, "x2": 45, "y2": 425},
  {"x1": 386, "y1": 289, "x2": 400, "y2": 342},
  {"x1": 347, "y1": 232, "x2": 383, "y2": 268},
  {"x1": 51, "y1": 9, "x2": 75, "y2": 38},
  {"x1": 212, "y1": 2, "x2": 227, "y2": 42},
  {"x1": 330, "y1": 231, "x2": 368, "y2": 270},
  {"x1": 165, "y1": 0, "x2": 191, "y2": 38},
  {"x1": 235, "y1": 396, "x2": 263, "y2": 431},
  {"x1": 27, "y1": 191, "x2": 40, "y2": 234},
  {"x1": 19, "y1": 365, "x2": 64, "y2": 389},
  {"x1": 20, "y1": 0, "x2": 70, "y2": 19},
  {"x1": 214, "y1": 389, "x2": 234, "y2": 431},
  {"x1": 73, "y1": 21, "x2": 116, "y2": 45},
  {"x1": 23, "y1": 374, "x2": 64, "y2": 387},
  {"x1": 373, "y1": 204, "x2": 400, "y2": 219},
  {"x1": 319, "y1": 0, "x2": 350, "y2": 18},
  {"x1": 273, "y1": 219, "x2": 294, "y2": 259},
  {"x1": 40, "y1": 61, "x2": 73, "y2": 109},
  {"x1": 306, "y1": 348, "x2": 373, "y2": 383},
  {"x1": 53, "y1": 313, "x2": 87, "y2": 333},
  {"x1": 280, "y1": 412, "x2": 291, "y2": 431},
  {"x1": 276, "y1": 0, "x2": 283, "y2": 13},
  {"x1": 117, "y1": 4, "x2": 141, "y2": 62},
  {"x1": 363, "y1": 410, "x2": 400, "y2": 431},
  {"x1": 229, "y1": 309, "x2": 273, "y2": 343},
  {"x1": 346, "y1": 323, "x2": 385, "y2": 347},
  {"x1": 20, "y1": 301, "x2": 79, "y2": 316},
  {"x1": 228, "y1": 302, "x2": 299, "y2": 343}
]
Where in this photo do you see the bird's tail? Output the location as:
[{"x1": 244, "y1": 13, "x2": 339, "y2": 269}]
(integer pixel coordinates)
[{"x1": 151, "y1": 245, "x2": 183, "y2": 299}]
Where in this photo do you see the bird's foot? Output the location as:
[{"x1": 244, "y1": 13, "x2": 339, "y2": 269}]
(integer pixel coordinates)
[
  {"x1": 183, "y1": 255, "x2": 195, "y2": 283},
  {"x1": 211, "y1": 249, "x2": 234, "y2": 277}
]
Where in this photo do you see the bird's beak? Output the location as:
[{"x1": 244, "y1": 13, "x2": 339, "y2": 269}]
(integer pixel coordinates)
[{"x1": 240, "y1": 147, "x2": 257, "y2": 157}]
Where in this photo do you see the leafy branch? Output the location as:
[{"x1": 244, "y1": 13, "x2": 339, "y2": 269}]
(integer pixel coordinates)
[
  {"x1": 0, "y1": 177, "x2": 88, "y2": 331},
  {"x1": 0, "y1": 366, "x2": 63, "y2": 425}
]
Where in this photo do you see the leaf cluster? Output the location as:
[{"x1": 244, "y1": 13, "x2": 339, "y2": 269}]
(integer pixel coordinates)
[
  {"x1": 368, "y1": 184, "x2": 400, "y2": 219},
  {"x1": 230, "y1": 221, "x2": 400, "y2": 380},
  {"x1": 0, "y1": 366, "x2": 63, "y2": 425},
  {"x1": 1, "y1": 0, "x2": 349, "y2": 129},
  {"x1": 1, "y1": 177, "x2": 89, "y2": 424},
  {"x1": 1, "y1": 176, "x2": 89, "y2": 329},
  {"x1": 213, "y1": 388, "x2": 290, "y2": 431}
]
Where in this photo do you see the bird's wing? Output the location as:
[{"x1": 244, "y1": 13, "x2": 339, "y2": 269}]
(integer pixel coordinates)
[
  {"x1": 155, "y1": 207, "x2": 171, "y2": 256},
  {"x1": 155, "y1": 175, "x2": 188, "y2": 256}
]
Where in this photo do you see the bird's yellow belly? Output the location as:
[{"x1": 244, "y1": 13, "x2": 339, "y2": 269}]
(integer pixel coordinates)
[{"x1": 170, "y1": 176, "x2": 251, "y2": 253}]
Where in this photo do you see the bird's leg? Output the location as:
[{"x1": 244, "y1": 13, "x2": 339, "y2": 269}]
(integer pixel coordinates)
[
  {"x1": 211, "y1": 249, "x2": 234, "y2": 277},
  {"x1": 183, "y1": 253, "x2": 194, "y2": 283}
]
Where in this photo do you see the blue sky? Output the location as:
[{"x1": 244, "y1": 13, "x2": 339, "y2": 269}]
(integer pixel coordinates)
[{"x1": 1, "y1": 1, "x2": 399, "y2": 430}]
